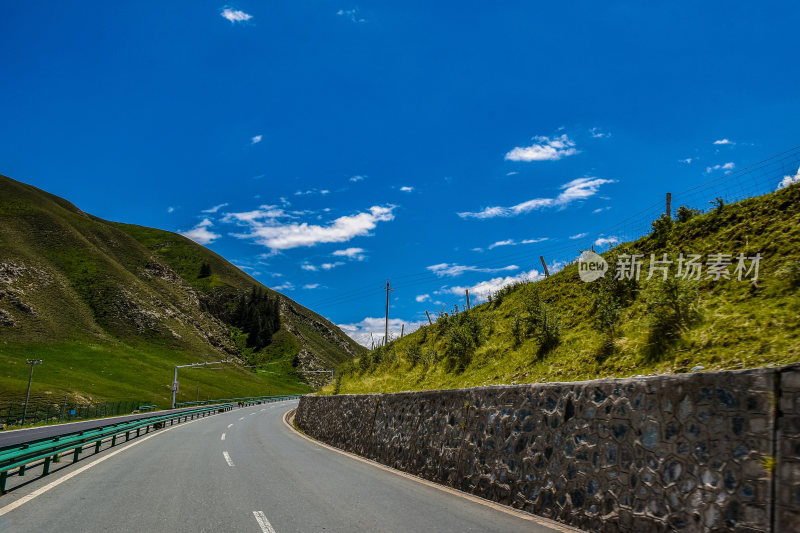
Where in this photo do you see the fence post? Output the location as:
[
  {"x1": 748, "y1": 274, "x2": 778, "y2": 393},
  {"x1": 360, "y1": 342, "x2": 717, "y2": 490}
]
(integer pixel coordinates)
[{"x1": 666, "y1": 192, "x2": 672, "y2": 219}]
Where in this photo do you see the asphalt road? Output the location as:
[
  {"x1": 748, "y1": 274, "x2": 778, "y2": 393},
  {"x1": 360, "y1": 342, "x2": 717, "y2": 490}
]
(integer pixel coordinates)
[{"x1": 0, "y1": 400, "x2": 570, "y2": 533}]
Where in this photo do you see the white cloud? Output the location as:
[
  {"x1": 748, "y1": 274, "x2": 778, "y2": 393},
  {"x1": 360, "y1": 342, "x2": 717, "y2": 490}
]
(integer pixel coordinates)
[
  {"x1": 303, "y1": 283, "x2": 320, "y2": 290},
  {"x1": 349, "y1": 175, "x2": 366, "y2": 182},
  {"x1": 680, "y1": 158, "x2": 693, "y2": 164},
  {"x1": 427, "y1": 263, "x2": 519, "y2": 278},
  {"x1": 167, "y1": 206, "x2": 175, "y2": 214},
  {"x1": 592, "y1": 206, "x2": 611, "y2": 214},
  {"x1": 415, "y1": 294, "x2": 430, "y2": 303},
  {"x1": 443, "y1": 269, "x2": 543, "y2": 300},
  {"x1": 505, "y1": 134, "x2": 579, "y2": 162},
  {"x1": 251, "y1": 135, "x2": 262, "y2": 144},
  {"x1": 458, "y1": 177, "x2": 615, "y2": 219},
  {"x1": 506, "y1": 171, "x2": 518, "y2": 176},
  {"x1": 221, "y1": 7, "x2": 252, "y2": 23},
  {"x1": 337, "y1": 8, "x2": 366, "y2": 23},
  {"x1": 338, "y1": 317, "x2": 425, "y2": 347},
  {"x1": 705, "y1": 162, "x2": 735, "y2": 174},
  {"x1": 569, "y1": 232, "x2": 588, "y2": 239},
  {"x1": 294, "y1": 188, "x2": 330, "y2": 196},
  {"x1": 332, "y1": 247, "x2": 366, "y2": 260},
  {"x1": 202, "y1": 203, "x2": 229, "y2": 214},
  {"x1": 321, "y1": 262, "x2": 344, "y2": 270},
  {"x1": 594, "y1": 236, "x2": 620, "y2": 248},
  {"x1": 713, "y1": 139, "x2": 734, "y2": 145},
  {"x1": 489, "y1": 239, "x2": 513, "y2": 249},
  {"x1": 301, "y1": 263, "x2": 317, "y2": 272},
  {"x1": 399, "y1": 186, "x2": 414, "y2": 192},
  {"x1": 181, "y1": 218, "x2": 221, "y2": 245},
  {"x1": 272, "y1": 282, "x2": 294, "y2": 291},
  {"x1": 226, "y1": 205, "x2": 395, "y2": 251},
  {"x1": 778, "y1": 167, "x2": 800, "y2": 190},
  {"x1": 590, "y1": 127, "x2": 610, "y2": 138},
  {"x1": 487, "y1": 237, "x2": 548, "y2": 250}
]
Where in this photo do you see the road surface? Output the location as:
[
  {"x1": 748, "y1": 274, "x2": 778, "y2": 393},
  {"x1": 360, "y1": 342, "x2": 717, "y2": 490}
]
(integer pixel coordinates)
[{"x1": 0, "y1": 400, "x2": 570, "y2": 532}]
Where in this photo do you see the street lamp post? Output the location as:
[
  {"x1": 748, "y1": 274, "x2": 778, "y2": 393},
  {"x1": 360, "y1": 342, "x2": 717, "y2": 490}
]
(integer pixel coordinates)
[
  {"x1": 171, "y1": 359, "x2": 233, "y2": 408},
  {"x1": 21, "y1": 359, "x2": 43, "y2": 425}
]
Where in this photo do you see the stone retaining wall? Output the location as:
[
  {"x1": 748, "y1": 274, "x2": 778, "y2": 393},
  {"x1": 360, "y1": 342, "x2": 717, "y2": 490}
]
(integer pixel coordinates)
[{"x1": 296, "y1": 365, "x2": 800, "y2": 532}]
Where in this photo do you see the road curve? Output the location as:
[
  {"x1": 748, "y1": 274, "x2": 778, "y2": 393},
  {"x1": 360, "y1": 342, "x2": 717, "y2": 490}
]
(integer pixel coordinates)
[{"x1": 0, "y1": 400, "x2": 570, "y2": 533}]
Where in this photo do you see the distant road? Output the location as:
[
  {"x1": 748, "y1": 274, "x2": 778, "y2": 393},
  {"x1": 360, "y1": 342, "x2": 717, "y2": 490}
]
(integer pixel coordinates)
[
  {"x1": 0, "y1": 400, "x2": 570, "y2": 532},
  {"x1": 0, "y1": 405, "x2": 218, "y2": 448}
]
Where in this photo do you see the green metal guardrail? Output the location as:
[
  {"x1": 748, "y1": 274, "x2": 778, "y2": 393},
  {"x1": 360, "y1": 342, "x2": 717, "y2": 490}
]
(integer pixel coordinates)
[
  {"x1": 175, "y1": 394, "x2": 302, "y2": 408},
  {"x1": 0, "y1": 404, "x2": 235, "y2": 495}
]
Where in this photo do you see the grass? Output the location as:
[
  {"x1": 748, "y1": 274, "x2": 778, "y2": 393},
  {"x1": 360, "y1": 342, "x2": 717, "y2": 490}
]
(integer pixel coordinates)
[
  {"x1": 327, "y1": 182, "x2": 800, "y2": 395},
  {"x1": 0, "y1": 340, "x2": 311, "y2": 408}
]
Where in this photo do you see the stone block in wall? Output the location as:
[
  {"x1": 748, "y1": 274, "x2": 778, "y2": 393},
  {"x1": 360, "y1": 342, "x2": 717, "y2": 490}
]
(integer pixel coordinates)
[{"x1": 776, "y1": 365, "x2": 800, "y2": 533}]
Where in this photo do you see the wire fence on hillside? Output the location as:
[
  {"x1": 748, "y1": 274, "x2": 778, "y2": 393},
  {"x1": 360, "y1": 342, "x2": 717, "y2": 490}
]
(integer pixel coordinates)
[
  {"x1": 0, "y1": 399, "x2": 147, "y2": 429},
  {"x1": 308, "y1": 145, "x2": 800, "y2": 346}
]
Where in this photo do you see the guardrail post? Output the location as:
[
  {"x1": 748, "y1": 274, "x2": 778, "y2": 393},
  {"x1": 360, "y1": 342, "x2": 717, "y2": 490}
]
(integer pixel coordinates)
[
  {"x1": 53, "y1": 453, "x2": 61, "y2": 464},
  {"x1": 1, "y1": 471, "x2": 7, "y2": 494},
  {"x1": 136, "y1": 428, "x2": 140, "y2": 437},
  {"x1": 43, "y1": 457, "x2": 51, "y2": 476},
  {"x1": 73, "y1": 447, "x2": 81, "y2": 462},
  {"x1": 126, "y1": 430, "x2": 130, "y2": 441},
  {"x1": 19, "y1": 464, "x2": 26, "y2": 476},
  {"x1": 111, "y1": 435, "x2": 117, "y2": 447}
]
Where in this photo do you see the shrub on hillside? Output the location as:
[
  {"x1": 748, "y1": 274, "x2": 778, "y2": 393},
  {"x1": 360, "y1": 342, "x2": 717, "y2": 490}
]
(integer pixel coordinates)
[
  {"x1": 777, "y1": 260, "x2": 800, "y2": 289},
  {"x1": 645, "y1": 276, "x2": 700, "y2": 359},
  {"x1": 516, "y1": 285, "x2": 562, "y2": 357},
  {"x1": 676, "y1": 205, "x2": 702, "y2": 223},
  {"x1": 650, "y1": 213, "x2": 674, "y2": 247},
  {"x1": 441, "y1": 311, "x2": 484, "y2": 372}
]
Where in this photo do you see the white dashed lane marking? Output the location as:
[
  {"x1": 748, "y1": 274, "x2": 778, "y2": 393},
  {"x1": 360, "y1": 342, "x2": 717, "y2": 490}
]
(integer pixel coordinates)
[
  {"x1": 221, "y1": 433, "x2": 226, "y2": 441},
  {"x1": 223, "y1": 451, "x2": 235, "y2": 467},
  {"x1": 253, "y1": 511, "x2": 277, "y2": 533}
]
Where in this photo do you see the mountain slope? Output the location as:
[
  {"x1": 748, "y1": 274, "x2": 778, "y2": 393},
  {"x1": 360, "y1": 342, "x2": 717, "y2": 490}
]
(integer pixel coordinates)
[
  {"x1": 330, "y1": 181, "x2": 800, "y2": 394},
  {"x1": 0, "y1": 175, "x2": 363, "y2": 405}
]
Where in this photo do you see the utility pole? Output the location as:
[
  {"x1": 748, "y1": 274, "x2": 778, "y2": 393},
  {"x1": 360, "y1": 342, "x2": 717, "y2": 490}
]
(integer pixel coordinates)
[
  {"x1": 540, "y1": 256, "x2": 550, "y2": 277},
  {"x1": 401, "y1": 324, "x2": 405, "y2": 338},
  {"x1": 384, "y1": 280, "x2": 393, "y2": 346},
  {"x1": 465, "y1": 289, "x2": 471, "y2": 310},
  {"x1": 171, "y1": 359, "x2": 233, "y2": 408},
  {"x1": 425, "y1": 310, "x2": 432, "y2": 325},
  {"x1": 22, "y1": 359, "x2": 43, "y2": 425}
]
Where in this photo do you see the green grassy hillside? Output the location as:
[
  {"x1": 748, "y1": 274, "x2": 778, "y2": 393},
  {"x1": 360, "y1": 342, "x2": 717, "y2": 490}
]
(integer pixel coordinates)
[
  {"x1": 329, "y1": 183, "x2": 800, "y2": 394},
  {"x1": 0, "y1": 175, "x2": 364, "y2": 406}
]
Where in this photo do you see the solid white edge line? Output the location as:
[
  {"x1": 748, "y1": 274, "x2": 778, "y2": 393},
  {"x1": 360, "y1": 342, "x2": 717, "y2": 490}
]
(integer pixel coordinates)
[
  {"x1": 223, "y1": 451, "x2": 235, "y2": 467},
  {"x1": 282, "y1": 408, "x2": 579, "y2": 533},
  {"x1": 0, "y1": 412, "x2": 218, "y2": 517},
  {"x1": 221, "y1": 433, "x2": 226, "y2": 441},
  {"x1": 253, "y1": 510, "x2": 278, "y2": 533}
]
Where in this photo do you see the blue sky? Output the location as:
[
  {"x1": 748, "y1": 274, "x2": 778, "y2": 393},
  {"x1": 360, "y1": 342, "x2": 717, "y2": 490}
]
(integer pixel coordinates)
[{"x1": 2, "y1": 2, "x2": 799, "y2": 345}]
